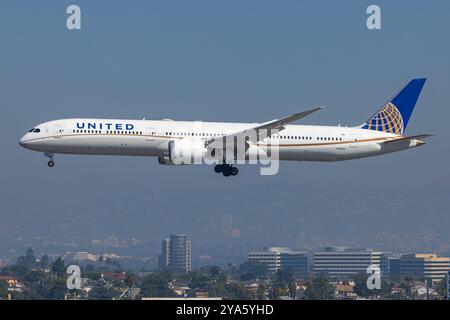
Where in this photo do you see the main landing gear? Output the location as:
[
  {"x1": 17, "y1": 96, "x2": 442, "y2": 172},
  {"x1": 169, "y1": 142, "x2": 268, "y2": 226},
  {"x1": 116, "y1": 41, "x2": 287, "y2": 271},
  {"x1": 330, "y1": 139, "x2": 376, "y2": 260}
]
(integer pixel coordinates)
[
  {"x1": 214, "y1": 164, "x2": 238, "y2": 177},
  {"x1": 45, "y1": 153, "x2": 55, "y2": 168}
]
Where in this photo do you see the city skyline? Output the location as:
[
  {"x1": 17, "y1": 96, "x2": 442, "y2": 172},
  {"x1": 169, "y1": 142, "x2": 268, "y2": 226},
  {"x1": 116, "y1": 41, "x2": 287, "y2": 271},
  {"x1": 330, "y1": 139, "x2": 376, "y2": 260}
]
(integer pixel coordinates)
[{"x1": 1, "y1": 1, "x2": 450, "y2": 275}]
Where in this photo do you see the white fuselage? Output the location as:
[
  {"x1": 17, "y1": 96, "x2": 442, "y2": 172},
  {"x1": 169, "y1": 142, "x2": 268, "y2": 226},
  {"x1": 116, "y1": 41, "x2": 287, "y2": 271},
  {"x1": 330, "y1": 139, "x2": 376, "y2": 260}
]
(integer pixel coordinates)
[{"x1": 19, "y1": 118, "x2": 422, "y2": 163}]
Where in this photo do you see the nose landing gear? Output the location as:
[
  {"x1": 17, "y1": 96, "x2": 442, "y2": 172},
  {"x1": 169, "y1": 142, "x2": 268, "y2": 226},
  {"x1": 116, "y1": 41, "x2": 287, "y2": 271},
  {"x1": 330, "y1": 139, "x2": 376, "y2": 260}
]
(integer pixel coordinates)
[
  {"x1": 45, "y1": 153, "x2": 55, "y2": 168},
  {"x1": 214, "y1": 164, "x2": 239, "y2": 177}
]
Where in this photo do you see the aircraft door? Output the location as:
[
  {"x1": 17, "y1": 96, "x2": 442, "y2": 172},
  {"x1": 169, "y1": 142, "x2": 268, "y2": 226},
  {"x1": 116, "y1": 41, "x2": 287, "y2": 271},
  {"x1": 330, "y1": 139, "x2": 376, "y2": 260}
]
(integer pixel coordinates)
[
  {"x1": 53, "y1": 125, "x2": 65, "y2": 136},
  {"x1": 348, "y1": 133, "x2": 359, "y2": 149},
  {"x1": 146, "y1": 127, "x2": 156, "y2": 141}
]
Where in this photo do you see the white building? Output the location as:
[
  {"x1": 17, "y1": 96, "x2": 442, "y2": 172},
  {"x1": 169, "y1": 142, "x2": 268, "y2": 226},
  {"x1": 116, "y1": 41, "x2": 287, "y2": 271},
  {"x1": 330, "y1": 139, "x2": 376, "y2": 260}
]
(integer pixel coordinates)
[
  {"x1": 313, "y1": 246, "x2": 382, "y2": 279},
  {"x1": 248, "y1": 247, "x2": 308, "y2": 278}
]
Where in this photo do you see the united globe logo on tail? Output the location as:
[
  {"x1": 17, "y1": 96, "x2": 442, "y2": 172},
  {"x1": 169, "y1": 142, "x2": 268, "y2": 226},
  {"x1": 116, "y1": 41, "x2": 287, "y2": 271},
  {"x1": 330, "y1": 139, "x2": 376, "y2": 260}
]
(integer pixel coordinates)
[
  {"x1": 360, "y1": 78, "x2": 427, "y2": 136},
  {"x1": 363, "y1": 102, "x2": 404, "y2": 135}
]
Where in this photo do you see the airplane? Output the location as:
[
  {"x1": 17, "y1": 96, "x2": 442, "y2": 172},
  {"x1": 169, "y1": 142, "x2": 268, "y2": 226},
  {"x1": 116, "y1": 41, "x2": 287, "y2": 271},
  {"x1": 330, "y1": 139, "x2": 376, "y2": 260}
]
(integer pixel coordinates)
[{"x1": 19, "y1": 78, "x2": 433, "y2": 177}]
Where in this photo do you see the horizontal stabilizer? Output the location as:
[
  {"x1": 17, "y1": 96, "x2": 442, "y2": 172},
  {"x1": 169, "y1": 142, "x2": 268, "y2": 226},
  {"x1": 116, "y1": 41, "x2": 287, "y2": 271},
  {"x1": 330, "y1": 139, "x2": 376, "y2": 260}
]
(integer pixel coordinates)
[{"x1": 382, "y1": 133, "x2": 436, "y2": 145}]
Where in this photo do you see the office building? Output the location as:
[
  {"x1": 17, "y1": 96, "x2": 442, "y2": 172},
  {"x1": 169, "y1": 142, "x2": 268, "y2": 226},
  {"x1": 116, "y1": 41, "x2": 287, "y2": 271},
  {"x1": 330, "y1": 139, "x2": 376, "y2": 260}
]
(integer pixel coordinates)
[
  {"x1": 248, "y1": 247, "x2": 308, "y2": 278},
  {"x1": 313, "y1": 246, "x2": 382, "y2": 279},
  {"x1": 398, "y1": 253, "x2": 450, "y2": 282},
  {"x1": 379, "y1": 253, "x2": 402, "y2": 279},
  {"x1": 158, "y1": 234, "x2": 192, "y2": 274},
  {"x1": 387, "y1": 257, "x2": 401, "y2": 280}
]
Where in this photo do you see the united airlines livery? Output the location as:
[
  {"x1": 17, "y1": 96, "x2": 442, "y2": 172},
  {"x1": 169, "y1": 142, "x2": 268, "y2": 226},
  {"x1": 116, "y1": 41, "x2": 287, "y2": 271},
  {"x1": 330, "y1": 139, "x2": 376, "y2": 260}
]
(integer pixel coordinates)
[{"x1": 19, "y1": 78, "x2": 433, "y2": 176}]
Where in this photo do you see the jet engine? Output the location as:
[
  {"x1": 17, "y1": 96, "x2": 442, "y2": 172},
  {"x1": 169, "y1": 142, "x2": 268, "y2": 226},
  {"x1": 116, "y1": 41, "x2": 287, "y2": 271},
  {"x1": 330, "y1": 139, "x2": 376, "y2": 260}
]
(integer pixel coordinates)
[{"x1": 159, "y1": 140, "x2": 207, "y2": 165}]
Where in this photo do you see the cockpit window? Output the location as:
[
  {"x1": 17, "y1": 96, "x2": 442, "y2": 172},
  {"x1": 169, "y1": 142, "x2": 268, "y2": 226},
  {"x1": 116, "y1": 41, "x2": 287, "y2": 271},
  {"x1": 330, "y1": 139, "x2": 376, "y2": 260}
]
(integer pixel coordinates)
[
  {"x1": 28, "y1": 128, "x2": 40, "y2": 133},
  {"x1": 28, "y1": 128, "x2": 35, "y2": 132}
]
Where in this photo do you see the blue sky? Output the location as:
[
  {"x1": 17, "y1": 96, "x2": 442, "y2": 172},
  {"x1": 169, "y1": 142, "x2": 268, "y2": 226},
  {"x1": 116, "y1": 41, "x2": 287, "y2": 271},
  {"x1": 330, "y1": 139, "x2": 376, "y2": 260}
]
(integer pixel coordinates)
[{"x1": 1, "y1": 1, "x2": 449, "y2": 253}]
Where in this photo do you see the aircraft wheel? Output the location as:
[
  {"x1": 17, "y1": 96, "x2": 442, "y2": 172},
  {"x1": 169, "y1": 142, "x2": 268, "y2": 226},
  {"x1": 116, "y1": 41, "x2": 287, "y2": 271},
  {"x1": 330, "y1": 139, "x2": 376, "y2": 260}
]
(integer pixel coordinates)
[
  {"x1": 48, "y1": 160, "x2": 55, "y2": 168},
  {"x1": 214, "y1": 164, "x2": 224, "y2": 173},
  {"x1": 222, "y1": 166, "x2": 232, "y2": 177},
  {"x1": 231, "y1": 167, "x2": 238, "y2": 176}
]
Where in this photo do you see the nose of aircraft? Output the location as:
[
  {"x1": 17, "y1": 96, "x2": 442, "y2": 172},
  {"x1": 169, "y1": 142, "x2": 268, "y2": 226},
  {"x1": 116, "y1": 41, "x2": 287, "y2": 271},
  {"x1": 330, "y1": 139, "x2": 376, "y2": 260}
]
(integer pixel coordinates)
[{"x1": 19, "y1": 135, "x2": 28, "y2": 148}]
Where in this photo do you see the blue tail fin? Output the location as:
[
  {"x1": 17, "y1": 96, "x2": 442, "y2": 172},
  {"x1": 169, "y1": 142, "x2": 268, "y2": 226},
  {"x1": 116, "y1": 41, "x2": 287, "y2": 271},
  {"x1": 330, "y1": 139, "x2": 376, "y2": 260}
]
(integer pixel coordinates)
[{"x1": 361, "y1": 78, "x2": 426, "y2": 135}]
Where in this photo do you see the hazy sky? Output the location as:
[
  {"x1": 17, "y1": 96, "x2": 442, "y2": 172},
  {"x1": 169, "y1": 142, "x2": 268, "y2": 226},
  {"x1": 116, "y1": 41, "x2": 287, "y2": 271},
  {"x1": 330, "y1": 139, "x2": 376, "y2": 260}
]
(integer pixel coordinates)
[{"x1": 1, "y1": 1, "x2": 449, "y2": 253}]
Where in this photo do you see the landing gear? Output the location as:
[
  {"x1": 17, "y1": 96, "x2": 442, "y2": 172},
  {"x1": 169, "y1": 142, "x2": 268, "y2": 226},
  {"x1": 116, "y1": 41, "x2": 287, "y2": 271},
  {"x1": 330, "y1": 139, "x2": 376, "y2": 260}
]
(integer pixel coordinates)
[
  {"x1": 214, "y1": 164, "x2": 239, "y2": 177},
  {"x1": 45, "y1": 153, "x2": 55, "y2": 168}
]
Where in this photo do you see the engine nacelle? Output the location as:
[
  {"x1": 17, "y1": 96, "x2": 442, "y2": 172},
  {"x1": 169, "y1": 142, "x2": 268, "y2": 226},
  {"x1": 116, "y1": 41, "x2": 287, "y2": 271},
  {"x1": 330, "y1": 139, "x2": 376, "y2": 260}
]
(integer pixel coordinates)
[
  {"x1": 158, "y1": 156, "x2": 177, "y2": 165},
  {"x1": 167, "y1": 140, "x2": 207, "y2": 165}
]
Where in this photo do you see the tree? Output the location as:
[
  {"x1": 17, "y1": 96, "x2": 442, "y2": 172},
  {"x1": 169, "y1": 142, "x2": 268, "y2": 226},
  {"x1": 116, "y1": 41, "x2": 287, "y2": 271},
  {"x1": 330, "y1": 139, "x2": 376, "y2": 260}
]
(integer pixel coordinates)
[
  {"x1": 434, "y1": 278, "x2": 447, "y2": 300},
  {"x1": 226, "y1": 282, "x2": 248, "y2": 300},
  {"x1": 277, "y1": 268, "x2": 294, "y2": 283},
  {"x1": 199, "y1": 265, "x2": 223, "y2": 278},
  {"x1": 208, "y1": 266, "x2": 222, "y2": 278},
  {"x1": 189, "y1": 271, "x2": 211, "y2": 292},
  {"x1": 276, "y1": 268, "x2": 296, "y2": 298},
  {"x1": 1, "y1": 264, "x2": 30, "y2": 278},
  {"x1": 304, "y1": 275, "x2": 334, "y2": 300},
  {"x1": 125, "y1": 273, "x2": 137, "y2": 288},
  {"x1": 51, "y1": 258, "x2": 66, "y2": 276},
  {"x1": 353, "y1": 272, "x2": 371, "y2": 297},
  {"x1": 237, "y1": 261, "x2": 269, "y2": 281},
  {"x1": 48, "y1": 278, "x2": 69, "y2": 300},
  {"x1": 140, "y1": 272, "x2": 176, "y2": 298},
  {"x1": 16, "y1": 247, "x2": 37, "y2": 268},
  {"x1": 0, "y1": 281, "x2": 8, "y2": 299},
  {"x1": 40, "y1": 255, "x2": 50, "y2": 269}
]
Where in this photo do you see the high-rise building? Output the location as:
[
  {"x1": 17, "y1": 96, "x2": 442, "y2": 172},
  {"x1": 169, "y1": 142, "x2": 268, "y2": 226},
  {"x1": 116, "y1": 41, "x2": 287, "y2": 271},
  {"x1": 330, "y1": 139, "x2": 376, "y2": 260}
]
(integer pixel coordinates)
[
  {"x1": 158, "y1": 239, "x2": 171, "y2": 271},
  {"x1": 313, "y1": 246, "x2": 382, "y2": 279},
  {"x1": 248, "y1": 247, "x2": 308, "y2": 278},
  {"x1": 447, "y1": 271, "x2": 450, "y2": 300},
  {"x1": 158, "y1": 234, "x2": 192, "y2": 274},
  {"x1": 398, "y1": 253, "x2": 450, "y2": 282}
]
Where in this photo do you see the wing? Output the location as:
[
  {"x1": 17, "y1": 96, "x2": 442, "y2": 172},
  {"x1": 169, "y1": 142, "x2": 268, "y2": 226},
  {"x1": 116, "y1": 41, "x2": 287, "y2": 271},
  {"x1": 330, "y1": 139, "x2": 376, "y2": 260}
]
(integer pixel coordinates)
[{"x1": 205, "y1": 107, "x2": 324, "y2": 156}]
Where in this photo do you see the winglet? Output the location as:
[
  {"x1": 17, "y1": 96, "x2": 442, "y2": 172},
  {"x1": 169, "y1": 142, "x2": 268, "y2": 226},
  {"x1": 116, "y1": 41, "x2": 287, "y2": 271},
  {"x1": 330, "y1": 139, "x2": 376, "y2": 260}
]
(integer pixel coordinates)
[
  {"x1": 275, "y1": 106, "x2": 325, "y2": 126},
  {"x1": 290, "y1": 106, "x2": 325, "y2": 121}
]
